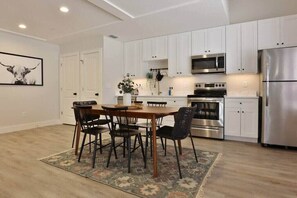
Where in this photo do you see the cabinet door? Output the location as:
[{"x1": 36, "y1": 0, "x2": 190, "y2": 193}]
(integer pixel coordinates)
[
  {"x1": 226, "y1": 24, "x2": 241, "y2": 74},
  {"x1": 168, "y1": 34, "x2": 178, "y2": 77},
  {"x1": 142, "y1": 38, "x2": 152, "y2": 61},
  {"x1": 153, "y1": 36, "x2": 168, "y2": 60},
  {"x1": 124, "y1": 41, "x2": 136, "y2": 77},
  {"x1": 177, "y1": 32, "x2": 192, "y2": 76},
  {"x1": 191, "y1": 29, "x2": 206, "y2": 55},
  {"x1": 240, "y1": 100, "x2": 258, "y2": 138},
  {"x1": 206, "y1": 26, "x2": 226, "y2": 54},
  {"x1": 281, "y1": 14, "x2": 297, "y2": 48},
  {"x1": 241, "y1": 21, "x2": 258, "y2": 73},
  {"x1": 258, "y1": 18, "x2": 281, "y2": 50},
  {"x1": 225, "y1": 107, "x2": 241, "y2": 136}
]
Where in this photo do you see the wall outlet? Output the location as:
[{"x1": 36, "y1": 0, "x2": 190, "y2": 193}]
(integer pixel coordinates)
[{"x1": 243, "y1": 81, "x2": 248, "y2": 88}]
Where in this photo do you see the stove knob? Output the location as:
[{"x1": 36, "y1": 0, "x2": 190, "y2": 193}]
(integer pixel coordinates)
[
  {"x1": 219, "y1": 84, "x2": 221, "y2": 87},
  {"x1": 215, "y1": 84, "x2": 218, "y2": 87},
  {"x1": 222, "y1": 84, "x2": 225, "y2": 87}
]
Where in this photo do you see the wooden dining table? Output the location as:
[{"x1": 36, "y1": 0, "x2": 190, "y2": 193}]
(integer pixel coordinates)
[{"x1": 74, "y1": 104, "x2": 179, "y2": 178}]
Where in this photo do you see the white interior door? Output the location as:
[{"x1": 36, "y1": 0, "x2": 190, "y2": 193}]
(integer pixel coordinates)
[
  {"x1": 61, "y1": 53, "x2": 80, "y2": 124},
  {"x1": 80, "y1": 49, "x2": 102, "y2": 104}
]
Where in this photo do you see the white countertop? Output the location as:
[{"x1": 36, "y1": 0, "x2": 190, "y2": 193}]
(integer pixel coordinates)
[
  {"x1": 137, "y1": 95, "x2": 187, "y2": 98},
  {"x1": 225, "y1": 95, "x2": 259, "y2": 99}
]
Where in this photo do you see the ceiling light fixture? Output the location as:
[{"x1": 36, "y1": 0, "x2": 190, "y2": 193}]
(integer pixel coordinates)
[
  {"x1": 103, "y1": 0, "x2": 134, "y2": 19},
  {"x1": 60, "y1": 6, "x2": 69, "y2": 13},
  {"x1": 18, "y1": 24, "x2": 27, "y2": 29}
]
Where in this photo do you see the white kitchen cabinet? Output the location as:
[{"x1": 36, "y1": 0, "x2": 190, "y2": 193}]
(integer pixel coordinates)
[
  {"x1": 168, "y1": 32, "x2": 192, "y2": 77},
  {"x1": 258, "y1": 14, "x2": 297, "y2": 49},
  {"x1": 143, "y1": 36, "x2": 168, "y2": 61},
  {"x1": 225, "y1": 98, "x2": 259, "y2": 141},
  {"x1": 124, "y1": 40, "x2": 148, "y2": 78},
  {"x1": 226, "y1": 21, "x2": 258, "y2": 74},
  {"x1": 192, "y1": 26, "x2": 225, "y2": 55}
]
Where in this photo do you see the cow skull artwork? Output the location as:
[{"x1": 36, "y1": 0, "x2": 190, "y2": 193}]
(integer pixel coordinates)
[{"x1": 0, "y1": 61, "x2": 40, "y2": 85}]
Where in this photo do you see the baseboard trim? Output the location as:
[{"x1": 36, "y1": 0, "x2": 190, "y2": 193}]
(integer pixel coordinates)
[{"x1": 0, "y1": 119, "x2": 62, "y2": 134}]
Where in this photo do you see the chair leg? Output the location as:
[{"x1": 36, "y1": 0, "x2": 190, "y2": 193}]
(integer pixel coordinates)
[
  {"x1": 123, "y1": 137, "x2": 126, "y2": 158},
  {"x1": 190, "y1": 134, "x2": 198, "y2": 162},
  {"x1": 144, "y1": 130, "x2": 149, "y2": 168},
  {"x1": 160, "y1": 137, "x2": 165, "y2": 150},
  {"x1": 127, "y1": 137, "x2": 131, "y2": 173},
  {"x1": 78, "y1": 133, "x2": 87, "y2": 162},
  {"x1": 99, "y1": 133, "x2": 102, "y2": 154},
  {"x1": 92, "y1": 134, "x2": 98, "y2": 168},
  {"x1": 164, "y1": 138, "x2": 167, "y2": 156},
  {"x1": 138, "y1": 134, "x2": 145, "y2": 164},
  {"x1": 107, "y1": 136, "x2": 114, "y2": 168},
  {"x1": 72, "y1": 123, "x2": 77, "y2": 148},
  {"x1": 88, "y1": 134, "x2": 92, "y2": 153},
  {"x1": 173, "y1": 140, "x2": 182, "y2": 179}
]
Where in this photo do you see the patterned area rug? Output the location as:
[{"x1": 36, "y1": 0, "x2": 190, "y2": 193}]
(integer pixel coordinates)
[{"x1": 40, "y1": 141, "x2": 221, "y2": 198}]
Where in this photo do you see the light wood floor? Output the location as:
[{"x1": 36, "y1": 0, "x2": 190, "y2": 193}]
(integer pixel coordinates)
[{"x1": 0, "y1": 125, "x2": 296, "y2": 198}]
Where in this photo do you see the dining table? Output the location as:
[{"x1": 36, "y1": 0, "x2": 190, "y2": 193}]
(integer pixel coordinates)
[{"x1": 74, "y1": 104, "x2": 180, "y2": 178}]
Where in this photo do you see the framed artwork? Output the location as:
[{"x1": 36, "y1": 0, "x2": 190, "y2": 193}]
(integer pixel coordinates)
[{"x1": 0, "y1": 51, "x2": 43, "y2": 86}]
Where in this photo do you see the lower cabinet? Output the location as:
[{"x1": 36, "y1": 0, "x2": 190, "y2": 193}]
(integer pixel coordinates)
[
  {"x1": 137, "y1": 96, "x2": 187, "y2": 126},
  {"x1": 225, "y1": 98, "x2": 259, "y2": 142}
]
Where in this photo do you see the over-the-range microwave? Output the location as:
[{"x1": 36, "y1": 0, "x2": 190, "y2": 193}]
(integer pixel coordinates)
[{"x1": 191, "y1": 53, "x2": 225, "y2": 74}]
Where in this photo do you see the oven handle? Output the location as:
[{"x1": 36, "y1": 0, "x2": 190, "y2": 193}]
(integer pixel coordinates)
[{"x1": 187, "y1": 97, "x2": 224, "y2": 103}]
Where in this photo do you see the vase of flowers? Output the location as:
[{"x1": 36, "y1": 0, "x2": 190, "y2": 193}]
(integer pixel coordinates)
[{"x1": 118, "y1": 77, "x2": 135, "y2": 106}]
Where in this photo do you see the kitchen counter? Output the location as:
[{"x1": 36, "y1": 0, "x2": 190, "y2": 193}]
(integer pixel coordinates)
[{"x1": 137, "y1": 95, "x2": 187, "y2": 98}]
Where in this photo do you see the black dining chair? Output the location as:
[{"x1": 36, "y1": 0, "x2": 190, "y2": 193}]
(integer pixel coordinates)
[
  {"x1": 154, "y1": 106, "x2": 197, "y2": 179},
  {"x1": 72, "y1": 100, "x2": 110, "y2": 148},
  {"x1": 102, "y1": 105, "x2": 145, "y2": 173},
  {"x1": 76, "y1": 106, "x2": 109, "y2": 168},
  {"x1": 136, "y1": 101, "x2": 167, "y2": 158}
]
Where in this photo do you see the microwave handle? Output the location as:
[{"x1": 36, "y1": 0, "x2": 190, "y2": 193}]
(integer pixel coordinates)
[{"x1": 215, "y1": 57, "x2": 218, "y2": 70}]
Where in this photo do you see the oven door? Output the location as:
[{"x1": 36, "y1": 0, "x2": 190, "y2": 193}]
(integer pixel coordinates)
[{"x1": 188, "y1": 97, "x2": 224, "y2": 127}]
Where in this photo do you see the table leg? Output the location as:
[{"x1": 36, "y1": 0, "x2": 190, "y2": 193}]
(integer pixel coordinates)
[
  {"x1": 178, "y1": 140, "x2": 182, "y2": 155},
  {"x1": 75, "y1": 122, "x2": 81, "y2": 155},
  {"x1": 151, "y1": 115, "x2": 158, "y2": 177}
]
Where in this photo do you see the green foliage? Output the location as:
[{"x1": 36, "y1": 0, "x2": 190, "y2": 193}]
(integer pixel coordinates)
[{"x1": 117, "y1": 77, "x2": 135, "y2": 93}]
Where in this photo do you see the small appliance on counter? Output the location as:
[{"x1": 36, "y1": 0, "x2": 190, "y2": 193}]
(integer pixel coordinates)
[{"x1": 187, "y1": 82, "x2": 227, "y2": 139}]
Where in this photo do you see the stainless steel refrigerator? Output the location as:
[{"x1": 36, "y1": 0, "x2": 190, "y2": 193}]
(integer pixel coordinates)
[{"x1": 260, "y1": 47, "x2": 297, "y2": 147}]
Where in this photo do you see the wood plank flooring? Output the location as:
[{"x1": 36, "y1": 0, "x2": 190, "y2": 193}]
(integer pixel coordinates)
[{"x1": 0, "y1": 125, "x2": 296, "y2": 198}]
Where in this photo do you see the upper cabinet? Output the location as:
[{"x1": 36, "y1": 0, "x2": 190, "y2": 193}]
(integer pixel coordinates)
[
  {"x1": 168, "y1": 32, "x2": 192, "y2": 77},
  {"x1": 124, "y1": 40, "x2": 148, "y2": 78},
  {"x1": 258, "y1": 14, "x2": 297, "y2": 50},
  {"x1": 192, "y1": 26, "x2": 226, "y2": 55},
  {"x1": 143, "y1": 36, "x2": 168, "y2": 61},
  {"x1": 226, "y1": 21, "x2": 258, "y2": 74}
]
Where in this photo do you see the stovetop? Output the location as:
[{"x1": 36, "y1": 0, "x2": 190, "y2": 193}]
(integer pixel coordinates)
[{"x1": 187, "y1": 82, "x2": 227, "y2": 98}]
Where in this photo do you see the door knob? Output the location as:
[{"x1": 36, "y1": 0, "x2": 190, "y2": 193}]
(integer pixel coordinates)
[
  {"x1": 73, "y1": 93, "x2": 77, "y2": 96},
  {"x1": 95, "y1": 93, "x2": 99, "y2": 96}
]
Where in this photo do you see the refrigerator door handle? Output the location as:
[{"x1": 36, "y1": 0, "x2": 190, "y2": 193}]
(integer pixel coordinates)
[{"x1": 266, "y1": 82, "x2": 269, "y2": 106}]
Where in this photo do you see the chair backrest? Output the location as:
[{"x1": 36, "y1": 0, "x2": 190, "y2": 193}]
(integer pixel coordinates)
[
  {"x1": 147, "y1": 101, "x2": 167, "y2": 107},
  {"x1": 76, "y1": 106, "x2": 94, "y2": 130},
  {"x1": 171, "y1": 107, "x2": 196, "y2": 139},
  {"x1": 102, "y1": 106, "x2": 133, "y2": 134},
  {"x1": 73, "y1": 100, "x2": 97, "y2": 122}
]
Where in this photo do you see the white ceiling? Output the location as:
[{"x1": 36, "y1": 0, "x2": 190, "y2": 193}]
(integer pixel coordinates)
[{"x1": 0, "y1": 0, "x2": 297, "y2": 44}]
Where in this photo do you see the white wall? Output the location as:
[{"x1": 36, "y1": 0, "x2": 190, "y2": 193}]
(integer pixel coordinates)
[
  {"x1": 0, "y1": 31, "x2": 60, "y2": 133},
  {"x1": 134, "y1": 73, "x2": 259, "y2": 97},
  {"x1": 102, "y1": 36, "x2": 124, "y2": 103}
]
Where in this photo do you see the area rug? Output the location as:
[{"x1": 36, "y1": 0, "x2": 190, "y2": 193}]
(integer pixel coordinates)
[{"x1": 40, "y1": 141, "x2": 221, "y2": 198}]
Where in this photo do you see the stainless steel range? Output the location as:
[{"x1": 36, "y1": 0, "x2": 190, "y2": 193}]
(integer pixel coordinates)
[{"x1": 187, "y1": 82, "x2": 226, "y2": 140}]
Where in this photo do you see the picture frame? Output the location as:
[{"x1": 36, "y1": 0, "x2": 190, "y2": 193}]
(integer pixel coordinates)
[{"x1": 0, "y1": 51, "x2": 43, "y2": 86}]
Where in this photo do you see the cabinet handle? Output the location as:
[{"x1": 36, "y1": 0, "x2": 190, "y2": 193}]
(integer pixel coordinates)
[
  {"x1": 73, "y1": 93, "x2": 77, "y2": 96},
  {"x1": 205, "y1": 51, "x2": 207, "y2": 53},
  {"x1": 239, "y1": 102, "x2": 242, "y2": 104},
  {"x1": 95, "y1": 93, "x2": 99, "y2": 96},
  {"x1": 277, "y1": 43, "x2": 279, "y2": 45},
  {"x1": 238, "y1": 68, "x2": 241, "y2": 71},
  {"x1": 281, "y1": 42, "x2": 284, "y2": 45},
  {"x1": 242, "y1": 111, "x2": 244, "y2": 113},
  {"x1": 237, "y1": 111, "x2": 240, "y2": 113},
  {"x1": 208, "y1": 50, "x2": 210, "y2": 52},
  {"x1": 242, "y1": 68, "x2": 244, "y2": 71}
]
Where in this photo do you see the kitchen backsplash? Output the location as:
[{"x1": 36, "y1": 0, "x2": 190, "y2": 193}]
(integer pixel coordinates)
[{"x1": 134, "y1": 73, "x2": 259, "y2": 97}]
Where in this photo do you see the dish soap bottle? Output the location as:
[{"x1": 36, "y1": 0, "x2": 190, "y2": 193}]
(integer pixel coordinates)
[{"x1": 168, "y1": 87, "x2": 173, "y2": 96}]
